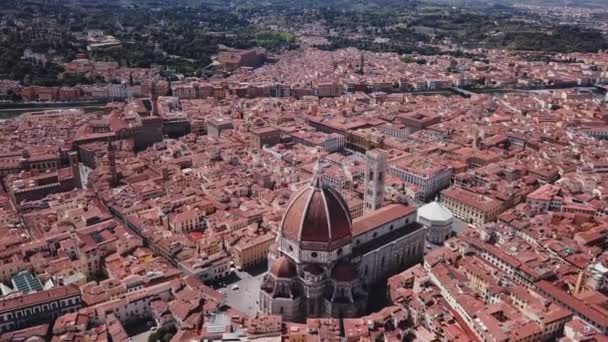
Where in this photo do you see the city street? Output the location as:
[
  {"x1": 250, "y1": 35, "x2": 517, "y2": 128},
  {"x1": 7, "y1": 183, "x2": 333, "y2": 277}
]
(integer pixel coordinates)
[
  {"x1": 452, "y1": 217, "x2": 469, "y2": 234},
  {"x1": 132, "y1": 331, "x2": 151, "y2": 342},
  {"x1": 79, "y1": 164, "x2": 93, "y2": 188}
]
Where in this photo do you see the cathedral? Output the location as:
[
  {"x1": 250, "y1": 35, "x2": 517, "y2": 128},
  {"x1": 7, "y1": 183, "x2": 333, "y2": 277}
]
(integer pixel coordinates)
[{"x1": 259, "y1": 154, "x2": 427, "y2": 321}]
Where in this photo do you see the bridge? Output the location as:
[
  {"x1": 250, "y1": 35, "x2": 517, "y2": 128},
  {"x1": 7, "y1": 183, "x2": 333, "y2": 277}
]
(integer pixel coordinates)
[
  {"x1": 594, "y1": 84, "x2": 608, "y2": 92},
  {"x1": 449, "y1": 87, "x2": 476, "y2": 98}
]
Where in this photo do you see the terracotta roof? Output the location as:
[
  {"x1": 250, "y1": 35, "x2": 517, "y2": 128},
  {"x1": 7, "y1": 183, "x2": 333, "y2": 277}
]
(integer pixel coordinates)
[
  {"x1": 270, "y1": 256, "x2": 296, "y2": 278},
  {"x1": 441, "y1": 187, "x2": 503, "y2": 212},
  {"x1": 0, "y1": 284, "x2": 80, "y2": 313},
  {"x1": 536, "y1": 280, "x2": 608, "y2": 331},
  {"x1": 352, "y1": 204, "x2": 416, "y2": 236},
  {"x1": 281, "y1": 178, "x2": 351, "y2": 248},
  {"x1": 331, "y1": 261, "x2": 357, "y2": 282}
]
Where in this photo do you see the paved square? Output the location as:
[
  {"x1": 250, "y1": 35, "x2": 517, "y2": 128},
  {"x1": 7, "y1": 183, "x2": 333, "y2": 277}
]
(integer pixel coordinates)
[{"x1": 219, "y1": 269, "x2": 266, "y2": 316}]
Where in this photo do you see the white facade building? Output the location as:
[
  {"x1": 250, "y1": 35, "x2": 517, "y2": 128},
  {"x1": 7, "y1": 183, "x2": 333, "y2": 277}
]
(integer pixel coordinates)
[{"x1": 417, "y1": 201, "x2": 454, "y2": 245}]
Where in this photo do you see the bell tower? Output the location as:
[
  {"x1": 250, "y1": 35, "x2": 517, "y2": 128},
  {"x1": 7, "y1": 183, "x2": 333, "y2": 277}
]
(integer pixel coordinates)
[{"x1": 364, "y1": 149, "x2": 386, "y2": 214}]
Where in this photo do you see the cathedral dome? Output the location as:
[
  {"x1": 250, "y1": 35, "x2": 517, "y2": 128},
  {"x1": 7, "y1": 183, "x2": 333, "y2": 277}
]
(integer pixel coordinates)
[
  {"x1": 270, "y1": 256, "x2": 297, "y2": 278},
  {"x1": 280, "y1": 164, "x2": 352, "y2": 249}
]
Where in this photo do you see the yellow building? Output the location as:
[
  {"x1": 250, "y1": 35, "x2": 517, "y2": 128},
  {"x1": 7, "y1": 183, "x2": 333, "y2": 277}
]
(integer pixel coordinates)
[
  {"x1": 133, "y1": 247, "x2": 154, "y2": 263},
  {"x1": 231, "y1": 233, "x2": 275, "y2": 269},
  {"x1": 197, "y1": 236, "x2": 224, "y2": 256},
  {"x1": 440, "y1": 187, "x2": 503, "y2": 225}
]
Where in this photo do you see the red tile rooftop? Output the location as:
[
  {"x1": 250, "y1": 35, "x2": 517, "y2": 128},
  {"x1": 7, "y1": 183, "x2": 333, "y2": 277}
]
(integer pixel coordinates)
[
  {"x1": 0, "y1": 284, "x2": 80, "y2": 313},
  {"x1": 537, "y1": 280, "x2": 608, "y2": 330},
  {"x1": 352, "y1": 204, "x2": 416, "y2": 236},
  {"x1": 442, "y1": 187, "x2": 503, "y2": 212}
]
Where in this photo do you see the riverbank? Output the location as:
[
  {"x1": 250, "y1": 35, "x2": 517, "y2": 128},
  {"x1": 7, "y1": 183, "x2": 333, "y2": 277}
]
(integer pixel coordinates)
[{"x1": 0, "y1": 101, "x2": 112, "y2": 119}]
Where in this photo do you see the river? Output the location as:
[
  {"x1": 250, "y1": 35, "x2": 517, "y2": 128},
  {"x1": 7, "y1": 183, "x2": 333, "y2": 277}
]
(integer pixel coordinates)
[{"x1": 0, "y1": 102, "x2": 111, "y2": 119}]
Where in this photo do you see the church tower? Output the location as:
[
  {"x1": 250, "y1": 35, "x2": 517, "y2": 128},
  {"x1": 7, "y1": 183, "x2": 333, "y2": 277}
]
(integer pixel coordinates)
[
  {"x1": 364, "y1": 149, "x2": 386, "y2": 214},
  {"x1": 68, "y1": 151, "x2": 81, "y2": 188},
  {"x1": 150, "y1": 81, "x2": 159, "y2": 116},
  {"x1": 359, "y1": 53, "x2": 364, "y2": 75}
]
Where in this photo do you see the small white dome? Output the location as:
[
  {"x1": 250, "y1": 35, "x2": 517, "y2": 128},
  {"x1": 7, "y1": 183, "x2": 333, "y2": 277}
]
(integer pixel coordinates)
[{"x1": 418, "y1": 201, "x2": 453, "y2": 223}]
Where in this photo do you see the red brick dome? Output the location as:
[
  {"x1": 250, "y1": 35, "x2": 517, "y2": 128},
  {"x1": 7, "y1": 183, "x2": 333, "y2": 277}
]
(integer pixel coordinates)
[
  {"x1": 270, "y1": 256, "x2": 297, "y2": 278},
  {"x1": 280, "y1": 168, "x2": 352, "y2": 250},
  {"x1": 331, "y1": 260, "x2": 358, "y2": 282}
]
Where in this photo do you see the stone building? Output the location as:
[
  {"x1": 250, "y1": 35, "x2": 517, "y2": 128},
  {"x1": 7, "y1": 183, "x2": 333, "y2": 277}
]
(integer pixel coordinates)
[
  {"x1": 417, "y1": 201, "x2": 453, "y2": 245},
  {"x1": 259, "y1": 162, "x2": 425, "y2": 322},
  {"x1": 363, "y1": 149, "x2": 386, "y2": 214}
]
